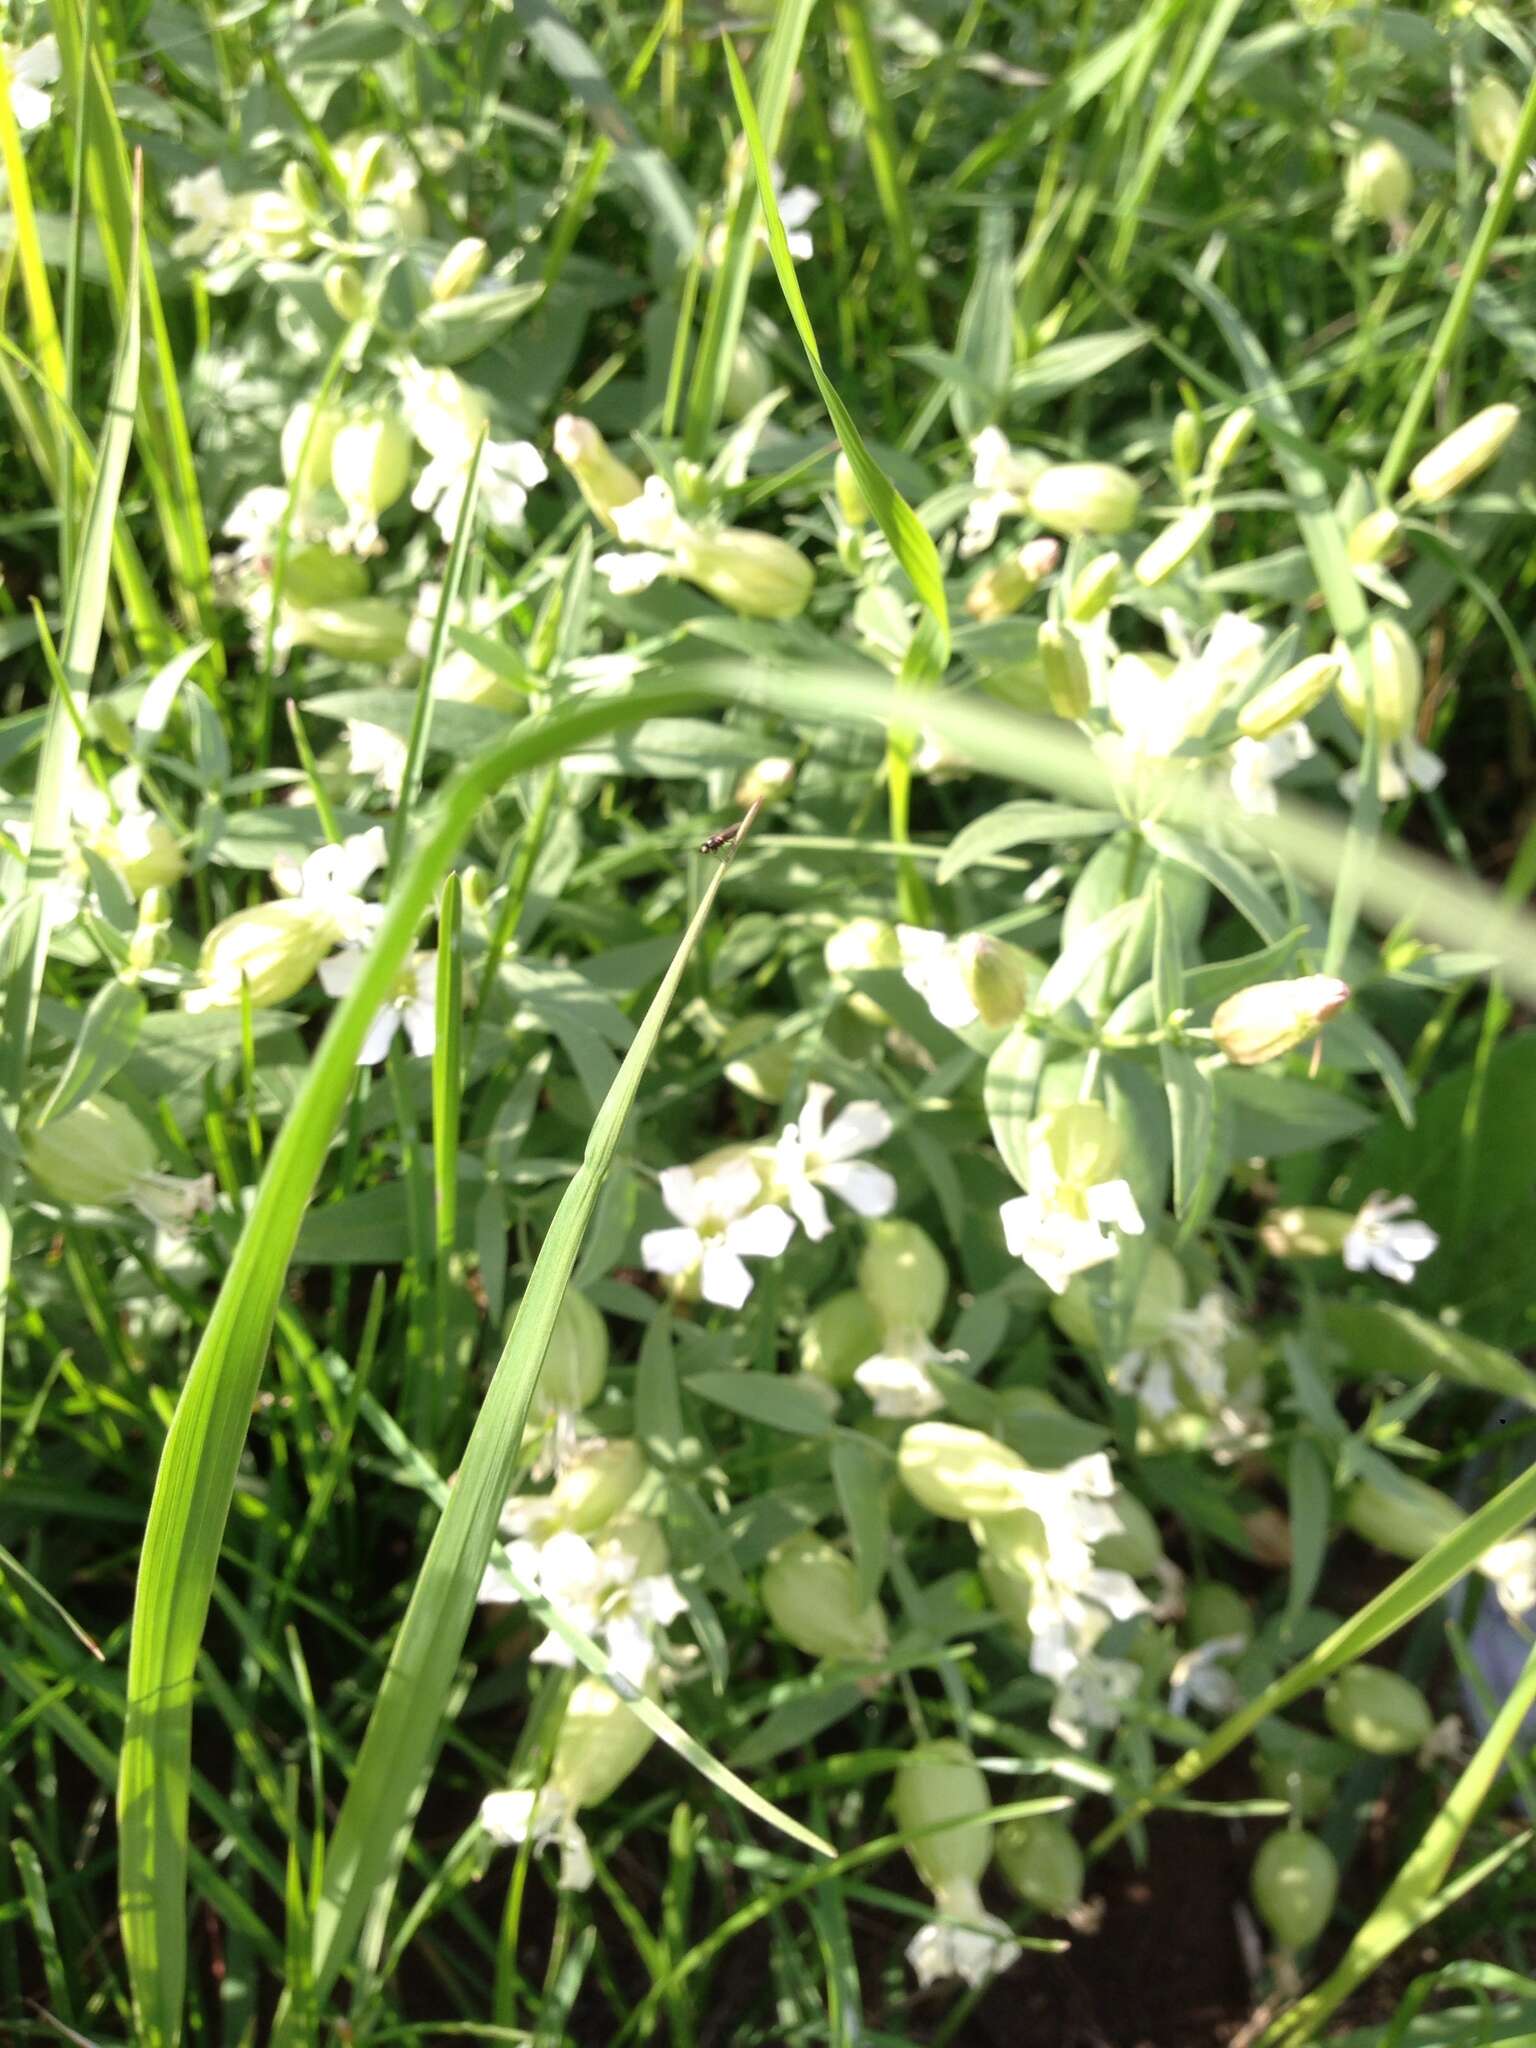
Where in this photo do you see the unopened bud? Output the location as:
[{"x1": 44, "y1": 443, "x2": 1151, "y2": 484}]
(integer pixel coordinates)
[
  {"x1": 1407, "y1": 403, "x2": 1519, "y2": 504},
  {"x1": 723, "y1": 334, "x2": 775, "y2": 419},
  {"x1": 1331, "y1": 617, "x2": 1422, "y2": 742},
  {"x1": 898, "y1": 1421, "x2": 1028, "y2": 1522},
  {"x1": 1344, "y1": 1473, "x2": 1463, "y2": 1560},
  {"x1": 834, "y1": 449, "x2": 870, "y2": 527},
  {"x1": 1037, "y1": 619, "x2": 1090, "y2": 719},
  {"x1": 282, "y1": 597, "x2": 413, "y2": 664},
  {"x1": 552, "y1": 415, "x2": 644, "y2": 534},
  {"x1": 128, "y1": 885, "x2": 174, "y2": 975},
  {"x1": 281, "y1": 546, "x2": 372, "y2": 608},
  {"x1": 532, "y1": 1286, "x2": 609, "y2": 1412},
  {"x1": 1206, "y1": 406, "x2": 1257, "y2": 480},
  {"x1": 996, "y1": 1816, "x2": 1084, "y2": 1918},
  {"x1": 966, "y1": 552, "x2": 1044, "y2": 624},
  {"x1": 955, "y1": 932, "x2": 1031, "y2": 1029},
  {"x1": 429, "y1": 236, "x2": 490, "y2": 303},
  {"x1": 323, "y1": 263, "x2": 367, "y2": 322},
  {"x1": 550, "y1": 1676, "x2": 654, "y2": 1809},
  {"x1": 1134, "y1": 505, "x2": 1213, "y2": 587},
  {"x1": 185, "y1": 901, "x2": 342, "y2": 1012},
  {"x1": 892, "y1": 1741, "x2": 993, "y2": 1893},
  {"x1": 1467, "y1": 76, "x2": 1522, "y2": 173},
  {"x1": 1171, "y1": 410, "x2": 1203, "y2": 483},
  {"x1": 1029, "y1": 1100, "x2": 1126, "y2": 1191},
  {"x1": 1066, "y1": 553, "x2": 1121, "y2": 623},
  {"x1": 761, "y1": 1533, "x2": 889, "y2": 1663},
  {"x1": 1346, "y1": 508, "x2": 1402, "y2": 566},
  {"x1": 330, "y1": 412, "x2": 413, "y2": 525},
  {"x1": 542, "y1": 1437, "x2": 645, "y2": 1534},
  {"x1": 1251, "y1": 1830, "x2": 1337, "y2": 1951},
  {"x1": 1237, "y1": 655, "x2": 1340, "y2": 740},
  {"x1": 280, "y1": 400, "x2": 344, "y2": 498},
  {"x1": 858, "y1": 1220, "x2": 948, "y2": 1335},
  {"x1": 26, "y1": 1096, "x2": 158, "y2": 1206},
  {"x1": 801, "y1": 1288, "x2": 882, "y2": 1384},
  {"x1": 1211, "y1": 975, "x2": 1350, "y2": 1066},
  {"x1": 1258, "y1": 1205, "x2": 1353, "y2": 1258},
  {"x1": 1346, "y1": 138, "x2": 1413, "y2": 225},
  {"x1": 1027, "y1": 462, "x2": 1141, "y2": 538},
  {"x1": 735, "y1": 755, "x2": 796, "y2": 807},
  {"x1": 1184, "y1": 1581, "x2": 1253, "y2": 1647},
  {"x1": 1323, "y1": 1664, "x2": 1432, "y2": 1756},
  {"x1": 678, "y1": 526, "x2": 815, "y2": 620}
]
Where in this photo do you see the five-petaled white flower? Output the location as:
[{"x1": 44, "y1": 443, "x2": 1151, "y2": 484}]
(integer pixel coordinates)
[
  {"x1": 7, "y1": 34, "x2": 59, "y2": 131},
  {"x1": 854, "y1": 1328, "x2": 962, "y2": 1419},
  {"x1": 1343, "y1": 1192, "x2": 1439, "y2": 1284},
  {"x1": 318, "y1": 946, "x2": 438, "y2": 1065},
  {"x1": 479, "y1": 1525, "x2": 686, "y2": 1694},
  {"x1": 771, "y1": 1083, "x2": 896, "y2": 1241},
  {"x1": 641, "y1": 1156, "x2": 794, "y2": 1309},
  {"x1": 960, "y1": 427, "x2": 1045, "y2": 558},
  {"x1": 480, "y1": 1786, "x2": 594, "y2": 1892},
  {"x1": 1229, "y1": 721, "x2": 1316, "y2": 815},
  {"x1": 907, "y1": 1883, "x2": 1020, "y2": 1990},
  {"x1": 344, "y1": 719, "x2": 408, "y2": 799},
  {"x1": 272, "y1": 825, "x2": 389, "y2": 944},
  {"x1": 999, "y1": 1104, "x2": 1145, "y2": 1296},
  {"x1": 896, "y1": 925, "x2": 980, "y2": 1031}
]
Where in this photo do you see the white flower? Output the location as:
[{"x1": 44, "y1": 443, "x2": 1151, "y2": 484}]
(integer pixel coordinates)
[
  {"x1": 7, "y1": 34, "x2": 59, "y2": 131},
  {"x1": 640, "y1": 1156, "x2": 795, "y2": 1309},
  {"x1": 960, "y1": 428, "x2": 1044, "y2": 558},
  {"x1": 480, "y1": 1786, "x2": 593, "y2": 1891},
  {"x1": 1343, "y1": 1192, "x2": 1439, "y2": 1284},
  {"x1": 775, "y1": 166, "x2": 821, "y2": 260},
  {"x1": 479, "y1": 1526, "x2": 686, "y2": 1693},
  {"x1": 1112, "y1": 1290, "x2": 1269, "y2": 1462},
  {"x1": 1340, "y1": 738, "x2": 1446, "y2": 805},
  {"x1": 896, "y1": 924, "x2": 978, "y2": 1031},
  {"x1": 1229, "y1": 721, "x2": 1316, "y2": 815},
  {"x1": 318, "y1": 946, "x2": 438, "y2": 1065},
  {"x1": 771, "y1": 1083, "x2": 896, "y2": 1241},
  {"x1": 412, "y1": 436, "x2": 547, "y2": 541},
  {"x1": 129, "y1": 1170, "x2": 218, "y2": 1235},
  {"x1": 854, "y1": 1329, "x2": 961, "y2": 1419},
  {"x1": 344, "y1": 720, "x2": 408, "y2": 798},
  {"x1": 596, "y1": 549, "x2": 672, "y2": 596},
  {"x1": 407, "y1": 582, "x2": 518, "y2": 706},
  {"x1": 1000, "y1": 1182, "x2": 1144, "y2": 1296},
  {"x1": 1483, "y1": 1532, "x2": 1536, "y2": 1621},
  {"x1": 1048, "y1": 1653, "x2": 1141, "y2": 1749},
  {"x1": 271, "y1": 825, "x2": 388, "y2": 945},
  {"x1": 1168, "y1": 1634, "x2": 1246, "y2": 1718},
  {"x1": 1108, "y1": 612, "x2": 1266, "y2": 762},
  {"x1": 907, "y1": 1880, "x2": 1020, "y2": 1988}
]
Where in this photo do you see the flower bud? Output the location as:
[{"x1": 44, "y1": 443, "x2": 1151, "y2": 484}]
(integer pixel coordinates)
[
  {"x1": 185, "y1": 901, "x2": 342, "y2": 1011},
  {"x1": 323, "y1": 263, "x2": 367, "y2": 322},
  {"x1": 26, "y1": 1096, "x2": 158, "y2": 1207},
  {"x1": 1346, "y1": 139, "x2": 1413, "y2": 225},
  {"x1": 552, "y1": 415, "x2": 643, "y2": 534},
  {"x1": 429, "y1": 236, "x2": 490, "y2": 303},
  {"x1": 604, "y1": 1513, "x2": 670, "y2": 1581},
  {"x1": 1210, "y1": 975, "x2": 1351, "y2": 1066},
  {"x1": 1036, "y1": 619, "x2": 1090, "y2": 719},
  {"x1": 78, "y1": 798, "x2": 184, "y2": 897},
  {"x1": 129, "y1": 885, "x2": 174, "y2": 975},
  {"x1": 533, "y1": 1285, "x2": 609, "y2": 1412},
  {"x1": 280, "y1": 400, "x2": 343, "y2": 499},
  {"x1": 677, "y1": 526, "x2": 815, "y2": 620},
  {"x1": 723, "y1": 334, "x2": 775, "y2": 419},
  {"x1": 892, "y1": 1741, "x2": 992, "y2": 1894},
  {"x1": 834, "y1": 450, "x2": 870, "y2": 528},
  {"x1": 1407, "y1": 404, "x2": 1519, "y2": 504},
  {"x1": 1026, "y1": 462, "x2": 1141, "y2": 538},
  {"x1": 1066, "y1": 553, "x2": 1121, "y2": 623},
  {"x1": 282, "y1": 545, "x2": 372, "y2": 608},
  {"x1": 1205, "y1": 406, "x2": 1257, "y2": 480},
  {"x1": 1251, "y1": 1831, "x2": 1337, "y2": 1950},
  {"x1": 1237, "y1": 655, "x2": 1339, "y2": 740},
  {"x1": 544, "y1": 1437, "x2": 645, "y2": 1534},
  {"x1": 1030, "y1": 1099, "x2": 1125, "y2": 1191},
  {"x1": 966, "y1": 552, "x2": 1045, "y2": 624},
  {"x1": 330, "y1": 412, "x2": 413, "y2": 526},
  {"x1": 1254, "y1": 1722, "x2": 1342, "y2": 1823},
  {"x1": 898, "y1": 1422, "x2": 1027, "y2": 1522},
  {"x1": 1171, "y1": 410, "x2": 1202, "y2": 483},
  {"x1": 1257, "y1": 1205, "x2": 1353, "y2": 1258},
  {"x1": 1134, "y1": 506, "x2": 1214, "y2": 588},
  {"x1": 761, "y1": 1533, "x2": 889, "y2": 1663},
  {"x1": 1331, "y1": 617, "x2": 1422, "y2": 742},
  {"x1": 735, "y1": 755, "x2": 796, "y2": 807},
  {"x1": 1468, "y1": 76, "x2": 1522, "y2": 173},
  {"x1": 1094, "y1": 1490, "x2": 1165, "y2": 1579},
  {"x1": 282, "y1": 597, "x2": 413, "y2": 664},
  {"x1": 800, "y1": 1288, "x2": 882, "y2": 1385},
  {"x1": 1323, "y1": 1664, "x2": 1432, "y2": 1756},
  {"x1": 858, "y1": 1220, "x2": 948, "y2": 1335},
  {"x1": 550, "y1": 1676, "x2": 655, "y2": 1810},
  {"x1": 996, "y1": 1816, "x2": 1084, "y2": 1918},
  {"x1": 1346, "y1": 508, "x2": 1402, "y2": 567},
  {"x1": 955, "y1": 933, "x2": 1032, "y2": 1030},
  {"x1": 1183, "y1": 1581, "x2": 1252, "y2": 1648},
  {"x1": 1344, "y1": 1473, "x2": 1464, "y2": 1561}
]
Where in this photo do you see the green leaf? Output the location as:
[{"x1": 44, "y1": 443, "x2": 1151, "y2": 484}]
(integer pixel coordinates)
[
  {"x1": 685, "y1": 1372, "x2": 836, "y2": 1438},
  {"x1": 832, "y1": 1440, "x2": 890, "y2": 1608},
  {"x1": 1010, "y1": 330, "x2": 1147, "y2": 407},
  {"x1": 949, "y1": 208, "x2": 1013, "y2": 438},
  {"x1": 723, "y1": 38, "x2": 949, "y2": 662},
  {"x1": 1218, "y1": 1069, "x2": 1376, "y2": 1158},
  {"x1": 937, "y1": 801, "x2": 1120, "y2": 883},
  {"x1": 1283, "y1": 1438, "x2": 1332, "y2": 1627},
  {"x1": 984, "y1": 1023, "x2": 1048, "y2": 1190},
  {"x1": 1321, "y1": 1299, "x2": 1536, "y2": 1412},
  {"x1": 35, "y1": 976, "x2": 145, "y2": 1127}
]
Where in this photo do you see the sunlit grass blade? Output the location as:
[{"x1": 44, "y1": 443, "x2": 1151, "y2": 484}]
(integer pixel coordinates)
[
  {"x1": 830, "y1": 0, "x2": 930, "y2": 338},
  {"x1": 1089, "y1": 1455, "x2": 1536, "y2": 1857},
  {"x1": 1260, "y1": 1639, "x2": 1536, "y2": 2046},
  {"x1": 115, "y1": 679, "x2": 711, "y2": 2048}
]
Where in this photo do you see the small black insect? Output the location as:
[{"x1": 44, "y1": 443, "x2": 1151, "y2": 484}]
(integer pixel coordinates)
[{"x1": 698, "y1": 823, "x2": 744, "y2": 856}]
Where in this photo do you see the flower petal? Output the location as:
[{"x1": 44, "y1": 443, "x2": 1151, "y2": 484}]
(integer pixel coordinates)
[
  {"x1": 640, "y1": 1225, "x2": 702, "y2": 1277},
  {"x1": 818, "y1": 1159, "x2": 897, "y2": 1220},
  {"x1": 699, "y1": 1244, "x2": 754, "y2": 1309},
  {"x1": 819, "y1": 1099, "x2": 893, "y2": 1162},
  {"x1": 725, "y1": 1202, "x2": 796, "y2": 1259}
]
